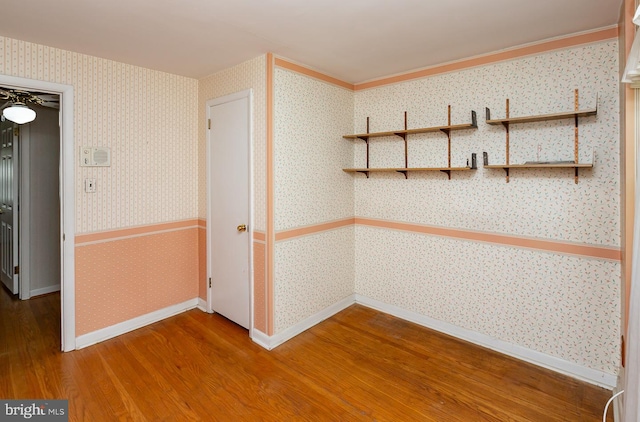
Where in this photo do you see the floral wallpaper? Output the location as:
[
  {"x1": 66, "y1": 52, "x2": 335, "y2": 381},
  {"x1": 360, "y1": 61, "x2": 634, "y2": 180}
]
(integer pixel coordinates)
[
  {"x1": 275, "y1": 227, "x2": 355, "y2": 332},
  {"x1": 273, "y1": 67, "x2": 354, "y2": 332},
  {"x1": 353, "y1": 41, "x2": 621, "y2": 374},
  {"x1": 354, "y1": 41, "x2": 620, "y2": 246},
  {"x1": 274, "y1": 68, "x2": 354, "y2": 231},
  {"x1": 355, "y1": 225, "x2": 620, "y2": 373}
]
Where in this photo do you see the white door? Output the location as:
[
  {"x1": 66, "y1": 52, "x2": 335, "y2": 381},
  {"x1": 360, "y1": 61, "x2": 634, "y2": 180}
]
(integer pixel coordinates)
[
  {"x1": 207, "y1": 90, "x2": 251, "y2": 329},
  {"x1": 0, "y1": 123, "x2": 18, "y2": 294}
]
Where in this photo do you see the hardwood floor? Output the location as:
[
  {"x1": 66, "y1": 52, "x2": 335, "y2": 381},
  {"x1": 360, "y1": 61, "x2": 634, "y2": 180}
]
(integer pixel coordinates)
[{"x1": 0, "y1": 288, "x2": 614, "y2": 421}]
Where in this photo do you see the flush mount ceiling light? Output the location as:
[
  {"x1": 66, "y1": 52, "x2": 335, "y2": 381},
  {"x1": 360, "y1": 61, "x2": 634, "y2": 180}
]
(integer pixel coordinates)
[
  {"x1": 0, "y1": 88, "x2": 59, "y2": 125},
  {"x1": 2, "y1": 102, "x2": 36, "y2": 124}
]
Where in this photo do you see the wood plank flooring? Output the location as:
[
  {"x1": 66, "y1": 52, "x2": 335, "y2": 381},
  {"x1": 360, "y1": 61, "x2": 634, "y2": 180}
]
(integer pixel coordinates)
[{"x1": 0, "y1": 288, "x2": 614, "y2": 421}]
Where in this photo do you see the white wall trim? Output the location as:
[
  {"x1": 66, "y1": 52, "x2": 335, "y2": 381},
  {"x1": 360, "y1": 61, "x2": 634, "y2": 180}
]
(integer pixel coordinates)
[
  {"x1": 251, "y1": 328, "x2": 271, "y2": 350},
  {"x1": 75, "y1": 298, "x2": 198, "y2": 349},
  {"x1": 30, "y1": 284, "x2": 61, "y2": 298},
  {"x1": 197, "y1": 298, "x2": 209, "y2": 313},
  {"x1": 355, "y1": 294, "x2": 617, "y2": 389},
  {"x1": 251, "y1": 294, "x2": 356, "y2": 350}
]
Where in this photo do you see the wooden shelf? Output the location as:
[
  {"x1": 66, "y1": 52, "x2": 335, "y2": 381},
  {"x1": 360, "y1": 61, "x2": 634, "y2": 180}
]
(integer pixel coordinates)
[
  {"x1": 485, "y1": 89, "x2": 595, "y2": 184},
  {"x1": 344, "y1": 108, "x2": 477, "y2": 179},
  {"x1": 485, "y1": 163, "x2": 593, "y2": 169},
  {"x1": 485, "y1": 107, "x2": 597, "y2": 125},
  {"x1": 344, "y1": 167, "x2": 473, "y2": 173},
  {"x1": 343, "y1": 112, "x2": 477, "y2": 139},
  {"x1": 343, "y1": 166, "x2": 473, "y2": 178}
]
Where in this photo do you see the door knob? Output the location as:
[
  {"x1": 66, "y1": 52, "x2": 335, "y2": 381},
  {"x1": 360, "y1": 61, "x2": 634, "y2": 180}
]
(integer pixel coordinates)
[{"x1": 237, "y1": 224, "x2": 247, "y2": 232}]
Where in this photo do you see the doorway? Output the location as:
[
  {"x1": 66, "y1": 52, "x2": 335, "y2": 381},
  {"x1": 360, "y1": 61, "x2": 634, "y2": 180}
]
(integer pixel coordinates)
[
  {"x1": 0, "y1": 75, "x2": 75, "y2": 351},
  {"x1": 0, "y1": 99, "x2": 61, "y2": 300},
  {"x1": 206, "y1": 89, "x2": 253, "y2": 332}
]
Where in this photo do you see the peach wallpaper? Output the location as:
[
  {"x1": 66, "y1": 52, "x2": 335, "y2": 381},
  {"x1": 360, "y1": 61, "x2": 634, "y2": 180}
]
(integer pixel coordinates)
[
  {"x1": 352, "y1": 41, "x2": 621, "y2": 374},
  {"x1": 0, "y1": 36, "x2": 199, "y2": 234},
  {"x1": 253, "y1": 240, "x2": 267, "y2": 333},
  {"x1": 76, "y1": 226, "x2": 199, "y2": 335},
  {"x1": 273, "y1": 67, "x2": 355, "y2": 332},
  {"x1": 198, "y1": 223, "x2": 207, "y2": 301}
]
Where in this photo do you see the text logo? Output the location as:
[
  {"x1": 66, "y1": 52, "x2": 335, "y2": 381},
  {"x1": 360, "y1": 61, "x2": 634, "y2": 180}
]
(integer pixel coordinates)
[{"x1": 1, "y1": 400, "x2": 68, "y2": 421}]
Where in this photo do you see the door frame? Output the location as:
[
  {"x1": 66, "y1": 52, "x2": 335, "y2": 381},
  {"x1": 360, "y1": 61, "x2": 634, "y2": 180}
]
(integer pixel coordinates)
[
  {"x1": 0, "y1": 74, "x2": 75, "y2": 352},
  {"x1": 205, "y1": 89, "x2": 254, "y2": 335}
]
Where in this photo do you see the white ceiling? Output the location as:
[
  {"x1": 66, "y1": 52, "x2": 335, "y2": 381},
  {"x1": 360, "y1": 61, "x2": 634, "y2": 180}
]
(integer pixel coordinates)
[{"x1": 0, "y1": 0, "x2": 622, "y2": 83}]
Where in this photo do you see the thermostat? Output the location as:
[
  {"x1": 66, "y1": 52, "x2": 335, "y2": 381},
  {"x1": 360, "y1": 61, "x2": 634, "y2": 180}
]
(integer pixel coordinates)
[{"x1": 80, "y1": 147, "x2": 111, "y2": 167}]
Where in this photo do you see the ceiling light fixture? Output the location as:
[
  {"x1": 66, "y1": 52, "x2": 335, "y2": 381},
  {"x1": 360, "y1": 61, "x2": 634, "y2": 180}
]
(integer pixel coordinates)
[{"x1": 2, "y1": 102, "x2": 36, "y2": 124}]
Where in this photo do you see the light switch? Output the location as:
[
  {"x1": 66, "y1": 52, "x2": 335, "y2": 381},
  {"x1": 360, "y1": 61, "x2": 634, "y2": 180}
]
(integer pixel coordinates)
[{"x1": 85, "y1": 178, "x2": 96, "y2": 193}]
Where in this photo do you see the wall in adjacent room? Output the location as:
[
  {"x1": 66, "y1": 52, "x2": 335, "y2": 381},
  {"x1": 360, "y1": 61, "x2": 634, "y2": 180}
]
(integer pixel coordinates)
[
  {"x1": 353, "y1": 40, "x2": 621, "y2": 375},
  {"x1": 273, "y1": 66, "x2": 355, "y2": 332}
]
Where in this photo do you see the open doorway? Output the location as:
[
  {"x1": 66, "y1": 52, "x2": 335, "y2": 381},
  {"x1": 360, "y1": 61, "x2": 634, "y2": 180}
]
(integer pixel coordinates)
[
  {"x1": 0, "y1": 90, "x2": 61, "y2": 302},
  {"x1": 0, "y1": 75, "x2": 75, "y2": 351}
]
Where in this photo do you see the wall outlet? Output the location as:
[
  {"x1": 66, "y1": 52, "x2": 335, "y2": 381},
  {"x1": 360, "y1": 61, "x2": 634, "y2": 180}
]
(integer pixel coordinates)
[{"x1": 85, "y1": 178, "x2": 96, "y2": 193}]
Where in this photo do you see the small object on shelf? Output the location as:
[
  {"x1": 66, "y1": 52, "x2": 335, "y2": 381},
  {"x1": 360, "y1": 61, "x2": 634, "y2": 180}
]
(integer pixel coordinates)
[
  {"x1": 523, "y1": 160, "x2": 575, "y2": 165},
  {"x1": 471, "y1": 153, "x2": 477, "y2": 170},
  {"x1": 483, "y1": 151, "x2": 488, "y2": 166}
]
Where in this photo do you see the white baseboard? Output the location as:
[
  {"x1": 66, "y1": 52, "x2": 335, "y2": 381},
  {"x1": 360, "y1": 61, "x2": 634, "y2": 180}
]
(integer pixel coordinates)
[
  {"x1": 355, "y1": 294, "x2": 616, "y2": 389},
  {"x1": 197, "y1": 297, "x2": 209, "y2": 312},
  {"x1": 76, "y1": 291, "x2": 616, "y2": 390},
  {"x1": 251, "y1": 328, "x2": 271, "y2": 350},
  {"x1": 30, "y1": 284, "x2": 60, "y2": 297},
  {"x1": 251, "y1": 294, "x2": 356, "y2": 350},
  {"x1": 76, "y1": 298, "x2": 199, "y2": 349}
]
